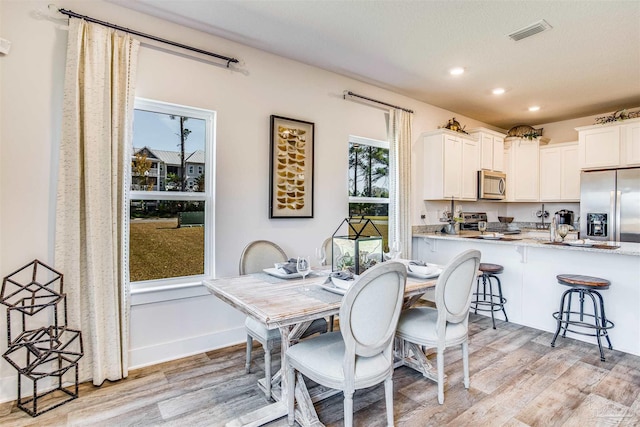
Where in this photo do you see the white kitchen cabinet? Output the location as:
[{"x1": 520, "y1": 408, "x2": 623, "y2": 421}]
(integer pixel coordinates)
[
  {"x1": 504, "y1": 137, "x2": 542, "y2": 201},
  {"x1": 576, "y1": 118, "x2": 640, "y2": 169},
  {"x1": 468, "y1": 128, "x2": 505, "y2": 172},
  {"x1": 422, "y1": 129, "x2": 478, "y2": 201},
  {"x1": 539, "y1": 142, "x2": 580, "y2": 201},
  {"x1": 623, "y1": 120, "x2": 640, "y2": 166}
]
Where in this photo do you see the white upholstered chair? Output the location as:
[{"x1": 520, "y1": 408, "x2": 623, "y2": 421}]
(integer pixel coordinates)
[
  {"x1": 396, "y1": 249, "x2": 481, "y2": 404},
  {"x1": 239, "y1": 240, "x2": 327, "y2": 400},
  {"x1": 285, "y1": 262, "x2": 407, "y2": 427}
]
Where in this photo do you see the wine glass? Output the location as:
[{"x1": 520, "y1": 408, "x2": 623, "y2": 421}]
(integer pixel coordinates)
[
  {"x1": 388, "y1": 241, "x2": 401, "y2": 260},
  {"x1": 297, "y1": 256, "x2": 311, "y2": 290},
  {"x1": 315, "y1": 247, "x2": 326, "y2": 267},
  {"x1": 557, "y1": 224, "x2": 569, "y2": 242},
  {"x1": 478, "y1": 221, "x2": 487, "y2": 235}
]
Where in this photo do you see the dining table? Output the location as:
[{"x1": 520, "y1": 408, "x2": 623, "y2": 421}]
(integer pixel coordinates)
[{"x1": 203, "y1": 263, "x2": 440, "y2": 427}]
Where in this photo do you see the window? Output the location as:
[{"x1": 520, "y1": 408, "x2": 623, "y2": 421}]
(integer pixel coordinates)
[
  {"x1": 128, "y1": 98, "x2": 215, "y2": 289},
  {"x1": 348, "y1": 136, "x2": 389, "y2": 248}
]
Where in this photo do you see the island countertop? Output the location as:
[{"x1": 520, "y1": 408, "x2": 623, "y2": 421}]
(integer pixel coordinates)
[
  {"x1": 412, "y1": 230, "x2": 640, "y2": 256},
  {"x1": 412, "y1": 231, "x2": 640, "y2": 357}
]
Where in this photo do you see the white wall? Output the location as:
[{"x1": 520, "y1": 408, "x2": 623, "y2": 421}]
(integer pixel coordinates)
[
  {"x1": 0, "y1": 0, "x2": 493, "y2": 402},
  {"x1": 1, "y1": 0, "x2": 628, "y2": 403}
]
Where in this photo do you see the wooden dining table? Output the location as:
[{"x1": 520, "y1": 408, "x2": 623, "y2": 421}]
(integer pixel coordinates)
[{"x1": 203, "y1": 265, "x2": 439, "y2": 427}]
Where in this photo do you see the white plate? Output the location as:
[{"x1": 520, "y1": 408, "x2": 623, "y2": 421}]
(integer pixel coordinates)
[
  {"x1": 407, "y1": 264, "x2": 440, "y2": 276},
  {"x1": 331, "y1": 276, "x2": 355, "y2": 290},
  {"x1": 407, "y1": 267, "x2": 442, "y2": 279},
  {"x1": 566, "y1": 241, "x2": 594, "y2": 247},
  {"x1": 263, "y1": 267, "x2": 303, "y2": 279},
  {"x1": 479, "y1": 234, "x2": 502, "y2": 240},
  {"x1": 319, "y1": 283, "x2": 346, "y2": 295}
]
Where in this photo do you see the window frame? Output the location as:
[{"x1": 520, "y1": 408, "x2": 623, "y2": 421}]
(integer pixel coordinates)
[
  {"x1": 348, "y1": 135, "x2": 390, "y2": 205},
  {"x1": 127, "y1": 98, "x2": 216, "y2": 303}
]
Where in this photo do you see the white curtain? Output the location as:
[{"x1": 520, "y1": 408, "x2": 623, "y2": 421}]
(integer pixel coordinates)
[
  {"x1": 55, "y1": 19, "x2": 139, "y2": 385},
  {"x1": 388, "y1": 108, "x2": 413, "y2": 259}
]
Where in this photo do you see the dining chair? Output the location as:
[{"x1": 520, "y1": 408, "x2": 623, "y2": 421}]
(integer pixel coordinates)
[
  {"x1": 285, "y1": 262, "x2": 407, "y2": 427},
  {"x1": 239, "y1": 240, "x2": 328, "y2": 400},
  {"x1": 395, "y1": 249, "x2": 481, "y2": 404}
]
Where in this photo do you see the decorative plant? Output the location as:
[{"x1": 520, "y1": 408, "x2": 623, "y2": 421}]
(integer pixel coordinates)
[{"x1": 595, "y1": 109, "x2": 640, "y2": 125}]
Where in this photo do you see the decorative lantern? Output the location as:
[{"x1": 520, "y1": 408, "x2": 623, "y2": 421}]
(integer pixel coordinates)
[{"x1": 331, "y1": 217, "x2": 383, "y2": 275}]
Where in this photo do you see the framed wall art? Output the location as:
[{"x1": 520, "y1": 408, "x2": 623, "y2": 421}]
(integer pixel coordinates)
[{"x1": 269, "y1": 115, "x2": 314, "y2": 218}]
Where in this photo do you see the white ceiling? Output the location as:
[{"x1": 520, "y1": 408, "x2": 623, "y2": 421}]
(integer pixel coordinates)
[{"x1": 111, "y1": 0, "x2": 640, "y2": 130}]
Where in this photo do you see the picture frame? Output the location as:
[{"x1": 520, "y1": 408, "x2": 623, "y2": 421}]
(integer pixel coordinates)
[{"x1": 269, "y1": 115, "x2": 314, "y2": 218}]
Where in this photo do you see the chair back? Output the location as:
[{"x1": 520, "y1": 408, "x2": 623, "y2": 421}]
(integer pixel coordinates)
[
  {"x1": 434, "y1": 249, "x2": 481, "y2": 328},
  {"x1": 239, "y1": 240, "x2": 287, "y2": 275},
  {"x1": 340, "y1": 262, "x2": 407, "y2": 359}
]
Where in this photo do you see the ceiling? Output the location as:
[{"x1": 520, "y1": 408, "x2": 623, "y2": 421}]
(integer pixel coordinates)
[{"x1": 111, "y1": 0, "x2": 640, "y2": 130}]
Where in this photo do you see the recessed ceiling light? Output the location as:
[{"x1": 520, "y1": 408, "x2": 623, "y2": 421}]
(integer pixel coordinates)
[
  {"x1": 492, "y1": 88, "x2": 506, "y2": 95},
  {"x1": 449, "y1": 67, "x2": 465, "y2": 76},
  {"x1": 528, "y1": 106, "x2": 540, "y2": 112}
]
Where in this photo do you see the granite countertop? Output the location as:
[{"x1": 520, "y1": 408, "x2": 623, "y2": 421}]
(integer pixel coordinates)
[{"x1": 413, "y1": 230, "x2": 640, "y2": 257}]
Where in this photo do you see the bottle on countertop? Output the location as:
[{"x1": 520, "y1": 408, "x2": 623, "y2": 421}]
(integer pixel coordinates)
[{"x1": 550, "y1": 216, "x2": 557, "y2": 242}]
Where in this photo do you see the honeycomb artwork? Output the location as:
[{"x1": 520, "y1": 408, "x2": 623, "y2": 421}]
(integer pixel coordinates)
[
  {"x1": 1, "y1": 260, "x2": 84, "y2": 417},
  {"x1": 270, "y1": 116, "x2": 314, "y2": 218}
]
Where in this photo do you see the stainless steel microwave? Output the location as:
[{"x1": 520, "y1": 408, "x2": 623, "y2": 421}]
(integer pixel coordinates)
[{"x1": 478, "y1": 170, "x2": 506, "y2": 200}]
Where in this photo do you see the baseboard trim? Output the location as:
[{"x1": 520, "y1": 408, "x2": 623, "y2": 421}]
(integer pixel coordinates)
[{"x1": 128, "y1": 326, "x2": 246, "y2": 369}]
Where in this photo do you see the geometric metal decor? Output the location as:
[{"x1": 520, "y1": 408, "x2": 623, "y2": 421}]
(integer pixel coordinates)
[{"x1": 1, "y1": 260, "x2": 83, "y2": 417}]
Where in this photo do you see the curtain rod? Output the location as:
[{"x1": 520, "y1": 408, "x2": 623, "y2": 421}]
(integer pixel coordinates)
[
  {"x1": 344, "y1": 91, "x2": 414, "y2": 114},
  {"x1": 58, "y1": 8, "x2": 240, "y2": 68}
]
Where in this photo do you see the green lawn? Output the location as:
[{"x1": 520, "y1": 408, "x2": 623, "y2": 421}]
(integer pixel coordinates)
[{"x1": 129, "y1": 218, "x2": 204, "y2": 282}]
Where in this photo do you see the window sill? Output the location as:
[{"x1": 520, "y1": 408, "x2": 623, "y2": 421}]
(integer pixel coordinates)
[{"x1": 130, "y1": 278, "x2": 212, "y2": 306}]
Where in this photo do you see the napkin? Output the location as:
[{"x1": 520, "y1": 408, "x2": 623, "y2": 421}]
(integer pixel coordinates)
[
  {"x1": 329, "y1": 271, "x2": 354, "y2": 280},
  {"x1": 275, "y1": 258, "x2": 299, "y2": 274},
  {"x1": 408, "y1": 260, "x2": 426, "y2": 266}
]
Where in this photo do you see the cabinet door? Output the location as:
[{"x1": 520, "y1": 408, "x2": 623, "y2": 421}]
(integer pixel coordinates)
[
  {"x1": 461, "y1": 137, "x2": 479, "y2": 200},
  {"x1": 480, "y1": 134, "x2": 493, "y2": 170},
  {"x1": 561, "y1": 145, "x2": 580, "y2": 200},
  {"x1": 623, "y1": 121, "x2": 640, "y2": 166},
  {"x1": 493, "y1": 137, "x2": 504, "y2": 172},
  {"x1": 513, "y1": 139, "x2": 539, "y2": 201},
  {"x1": 539, "y1": 147, "x2": 562, "y2": 201},
  {"x1": 579, "y1": 126, "x2": 620, "y2": 168},
  {"x1": 442, "y1": 135, "x2": 462, "y2": 198}
]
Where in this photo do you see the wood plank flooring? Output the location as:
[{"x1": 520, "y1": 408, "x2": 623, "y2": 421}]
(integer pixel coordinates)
[{"x1": 1, "y1": 313, "x2": 639, "y2": 426}]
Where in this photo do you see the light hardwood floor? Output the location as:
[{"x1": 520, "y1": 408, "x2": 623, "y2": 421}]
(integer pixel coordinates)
[{"x1": 1, "y1": 313, "x2": 639, "y2": 426}]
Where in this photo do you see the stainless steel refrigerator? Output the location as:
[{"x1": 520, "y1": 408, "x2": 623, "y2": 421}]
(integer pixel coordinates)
[{"x1": 580, "y1": 168, "x2": 640, "y2": 243}]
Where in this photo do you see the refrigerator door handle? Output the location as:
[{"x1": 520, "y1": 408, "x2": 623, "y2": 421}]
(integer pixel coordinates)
[{"x1": 615, "y1": 190, "x2": 621, "y2": 242}]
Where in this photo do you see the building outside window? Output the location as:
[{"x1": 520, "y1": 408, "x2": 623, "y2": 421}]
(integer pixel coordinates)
[
  {"x1": 129, "y1": 98, "x2": 215, "y2": 286},
  {"x1": 348, "y1": 135, "x2": 389, "y2": 249}
]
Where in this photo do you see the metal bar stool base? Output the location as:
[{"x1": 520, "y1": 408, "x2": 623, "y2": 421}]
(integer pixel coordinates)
[{"x1": 471, "y1": 270, "x2": 508, "y2": 329}]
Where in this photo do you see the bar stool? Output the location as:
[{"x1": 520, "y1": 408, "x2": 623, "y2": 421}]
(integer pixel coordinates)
[
  {"x1": 471, "y1": 263, "x2": 508, "y2": 329},
  {"x1": 551, "y1": 274, "x2": 614, "y2": 361}
]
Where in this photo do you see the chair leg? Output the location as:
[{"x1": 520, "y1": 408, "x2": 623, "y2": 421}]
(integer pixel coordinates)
[
  {"x1": 245, "y1": 335, "x2": 253, "y2": 373},
  {"x1": 287, "y1": 363, "x2": 295, "y2": 426},
  {"x1": 384, "y1": 376, "x2": 394, "y2": 427},
  {"x1": 462, "y1": 341, "x2": 470, "y2": 389},
  {"x1": 437, "y1": 348, "x2": 445, "y2": 404},
  {"x1": 344, "y1": 389, "x2": 354, "y2": 427}
]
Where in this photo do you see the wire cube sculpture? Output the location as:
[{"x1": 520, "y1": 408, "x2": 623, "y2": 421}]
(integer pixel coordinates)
[{"x1": 1, "y1": 260, "x2": 83, "y2": 416}]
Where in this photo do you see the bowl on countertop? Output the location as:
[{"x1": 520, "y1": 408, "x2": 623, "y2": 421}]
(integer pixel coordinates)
[{"x1": 498, "y1": 216, "x2": 514, "y2": 223}]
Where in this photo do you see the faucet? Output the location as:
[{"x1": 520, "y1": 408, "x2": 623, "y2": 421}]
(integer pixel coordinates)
[{"x1": 535, "y1": 204, "x2": 549, "y2": 229}]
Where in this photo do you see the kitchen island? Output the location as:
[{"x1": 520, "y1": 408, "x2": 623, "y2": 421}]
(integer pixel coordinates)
[{"x1": 413, "y1": 231, "x2": 640, "y2": 357}]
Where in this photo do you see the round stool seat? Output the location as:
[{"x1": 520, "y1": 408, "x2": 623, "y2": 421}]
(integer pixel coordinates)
[
  {"x1": 557, "y1": 274, "x2": 610, "y2": 289},
  {"x1": 479, "y1": 263, "x2": 504, "y2": 274}
]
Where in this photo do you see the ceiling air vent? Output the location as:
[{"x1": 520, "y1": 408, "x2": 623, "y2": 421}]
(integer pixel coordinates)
[{"x1": 508, "y1": 19, "x2": 552, "y2": 41}]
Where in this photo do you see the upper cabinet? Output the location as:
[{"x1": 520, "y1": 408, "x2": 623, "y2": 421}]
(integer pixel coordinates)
[
  {"x1": 468, "y1": 128, "x2": 505, "y2": 172},
  {"x1": 539, "y1": 142, "x2": 580, "y2": 202},
  {"x1": 577, "y1": 118, "x2": 640, "y2": 169},
  {"x1": 422, "y1": 129, "x2": 479, "y2": 201},
  {"x1": 504, "y1": 137, "x2": 546, "y2": 202}
]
